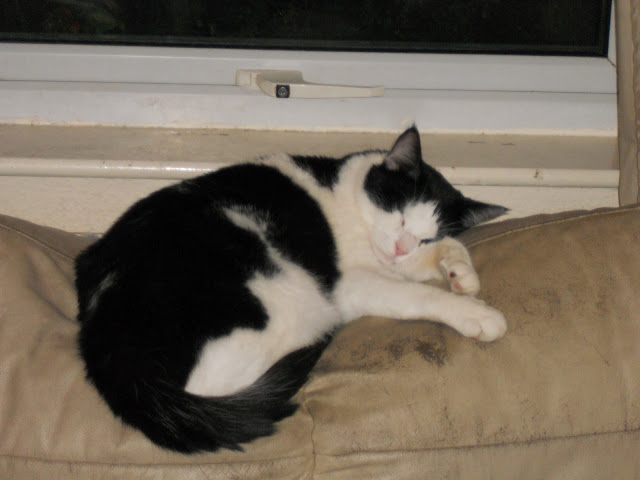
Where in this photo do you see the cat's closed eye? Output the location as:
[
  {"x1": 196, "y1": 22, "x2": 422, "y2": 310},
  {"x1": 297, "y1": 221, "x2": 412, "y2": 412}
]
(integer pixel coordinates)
[{"x1": 420, "y1": 238, "x2": 435, "y2": 245}]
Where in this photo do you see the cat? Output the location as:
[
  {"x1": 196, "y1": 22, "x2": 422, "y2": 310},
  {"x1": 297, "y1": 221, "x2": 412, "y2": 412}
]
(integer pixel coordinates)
[{"x1": 75, "y1": 126, "x2": 508, "y2": 454}]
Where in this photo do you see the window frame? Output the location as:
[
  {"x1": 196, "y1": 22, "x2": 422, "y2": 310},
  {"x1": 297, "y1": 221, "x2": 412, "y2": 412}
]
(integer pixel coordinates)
[{"x1": 0, "y1": 4, "x2": 617, "y2": 134}]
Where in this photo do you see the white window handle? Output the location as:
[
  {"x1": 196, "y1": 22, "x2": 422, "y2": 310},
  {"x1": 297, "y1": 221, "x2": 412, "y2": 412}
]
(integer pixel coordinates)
[{"x1": 236, "y1": 69, "x2": 385, "y2": 99}]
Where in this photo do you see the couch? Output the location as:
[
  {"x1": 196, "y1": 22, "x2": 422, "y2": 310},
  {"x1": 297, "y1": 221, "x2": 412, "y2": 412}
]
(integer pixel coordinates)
[{"x1": 0, "y1": 206, "x2": 638, "y2": 479}]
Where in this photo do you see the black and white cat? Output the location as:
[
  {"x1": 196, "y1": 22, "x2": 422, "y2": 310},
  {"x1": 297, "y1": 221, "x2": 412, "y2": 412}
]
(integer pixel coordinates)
[{"x1": 75, "y1": 126, "x2": 507, "y2": 453}]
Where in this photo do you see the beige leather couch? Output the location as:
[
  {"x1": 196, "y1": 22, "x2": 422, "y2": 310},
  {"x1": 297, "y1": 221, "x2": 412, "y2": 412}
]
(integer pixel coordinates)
[{"x1": 1, "y1": 206, "x2": 638, "y2": 479}]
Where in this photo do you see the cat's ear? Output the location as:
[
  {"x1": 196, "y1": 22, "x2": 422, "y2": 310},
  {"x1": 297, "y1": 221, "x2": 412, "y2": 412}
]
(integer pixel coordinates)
[
  {"x1": 384, "y1": 126, "x2": 422, "y2": 179},
  {"x1": 460, "y1": 198, "x2": 509, "y2": 228}
]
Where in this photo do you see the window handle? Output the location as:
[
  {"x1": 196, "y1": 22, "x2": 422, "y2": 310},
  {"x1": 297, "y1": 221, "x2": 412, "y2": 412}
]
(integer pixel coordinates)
[{"x1": 236, "y1": 69, "x2": 385, "y2": 98}]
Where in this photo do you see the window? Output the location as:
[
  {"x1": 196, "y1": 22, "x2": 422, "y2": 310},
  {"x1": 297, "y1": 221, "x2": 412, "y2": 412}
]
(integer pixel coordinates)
[
  {"x1": 0, "y1": 0, "x2": 616, "y2": 133},
  {"x1": 2, "y1": 0, "x2": 612, "y2": 55}
]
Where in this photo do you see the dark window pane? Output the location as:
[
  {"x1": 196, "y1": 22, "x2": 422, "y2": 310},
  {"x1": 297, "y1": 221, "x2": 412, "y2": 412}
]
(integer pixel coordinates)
[{"x1": 0, "y1": 0, "x2": 612, "y2": 56}]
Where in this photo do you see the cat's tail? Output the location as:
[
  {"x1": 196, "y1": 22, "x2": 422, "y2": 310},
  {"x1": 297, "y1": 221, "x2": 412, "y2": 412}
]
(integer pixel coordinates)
[{"x1": 90, "y1": 338, "x2": 330, "y2": 454}]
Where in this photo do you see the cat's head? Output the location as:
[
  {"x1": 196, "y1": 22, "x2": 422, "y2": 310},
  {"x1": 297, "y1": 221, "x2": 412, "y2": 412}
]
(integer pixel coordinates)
[{"x1": 359, "y1": 126, "x2": 507, "y2": 268}]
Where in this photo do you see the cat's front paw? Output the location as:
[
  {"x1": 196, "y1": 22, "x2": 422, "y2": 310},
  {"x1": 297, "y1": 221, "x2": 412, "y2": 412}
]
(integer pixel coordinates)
[
  {"x1": 474, "y1": 305, "x2": 508, "y2": 342},
  {"x1": 451, "y1": 298, "x2": 507, "y2": 342},
  {"x1": 437, "y1": 237, "x2": 480, "y2": 296},
  {"x1": 443, "y1": 261, "x2": 480, "y2": 296}
]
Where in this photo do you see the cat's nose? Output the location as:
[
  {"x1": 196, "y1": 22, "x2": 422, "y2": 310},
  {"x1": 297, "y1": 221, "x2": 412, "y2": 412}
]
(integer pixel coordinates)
[
  {"x1": 395, "y1": 231, "x2": 418, "y2": 257},
  {"x1": 395, "y1": 242, "x2": 409, "y2": 256}
]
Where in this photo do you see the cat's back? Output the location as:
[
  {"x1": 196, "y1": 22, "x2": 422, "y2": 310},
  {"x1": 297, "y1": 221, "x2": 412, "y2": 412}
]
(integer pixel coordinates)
[
  {"x1": 75, "y1": 159, "x2": 342, "y2": 317},
  {"x1": 80, "y1": 159, "x2": 323, "y2": 254}
]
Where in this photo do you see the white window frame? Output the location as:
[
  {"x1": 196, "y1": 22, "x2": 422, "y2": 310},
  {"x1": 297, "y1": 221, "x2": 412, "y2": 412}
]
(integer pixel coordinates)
[{"x1": 0, "y1": 4, "x2": 617, "y2": 135}]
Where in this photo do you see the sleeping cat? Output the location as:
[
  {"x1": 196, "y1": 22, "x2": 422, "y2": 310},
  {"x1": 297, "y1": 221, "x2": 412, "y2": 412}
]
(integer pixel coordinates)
[{"x1": 75, "y1": 126, "x2": 508, "y2": 453}]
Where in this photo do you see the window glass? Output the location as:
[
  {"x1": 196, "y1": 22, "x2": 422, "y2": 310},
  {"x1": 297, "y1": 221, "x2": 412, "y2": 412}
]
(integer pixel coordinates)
[{"x1": 1, "y1": 0, "x2": 612, "y2": 56}]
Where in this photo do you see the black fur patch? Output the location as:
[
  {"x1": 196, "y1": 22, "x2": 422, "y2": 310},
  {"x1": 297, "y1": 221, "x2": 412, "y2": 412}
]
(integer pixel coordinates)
[
  {"x1": 363, "y1": 127, "x2": 507, "y2": 237},
  {"x1": 291, "y1": 155, "x2": 347, "y2": 189},
  {"x1": 208, "y1": 164, "x2": 341, "y2": 292},
  {"x1": 76, "y1": 163, "x2": 340, "y2": 453}
]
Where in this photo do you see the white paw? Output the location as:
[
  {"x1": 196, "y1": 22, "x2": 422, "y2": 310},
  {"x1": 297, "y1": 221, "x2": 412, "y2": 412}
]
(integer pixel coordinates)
[
  {"x1": 442, "y1": 261, "x2": 480, "y2": 297},
  {"x1": 436, "y1": 237, "x2": 480, "y2": 297},
  {"x1": 450, "y1": 298, "x2": 508, "y2": 342}
]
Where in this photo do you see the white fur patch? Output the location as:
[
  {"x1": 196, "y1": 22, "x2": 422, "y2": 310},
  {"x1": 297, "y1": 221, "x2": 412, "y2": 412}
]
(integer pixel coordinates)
[
  {"x1": 87, "y1": 271, "x2": 117, "y2": 313},
  {"x1": 367, "y1": 201, "x2": 440, "y2": 266},
  {"x1": 185, "y1": 208, "x2": 339, "y2": 397},
  {"x1": 403, "y1": 202, "x2": 439, "y2": 240},
  {"x1": 223, "y1": 206, "x2": 269, "y2": 239}
]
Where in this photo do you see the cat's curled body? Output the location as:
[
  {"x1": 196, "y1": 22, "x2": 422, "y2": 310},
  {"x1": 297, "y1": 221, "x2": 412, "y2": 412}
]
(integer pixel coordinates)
[{"x1": 75, "y1": 127, "x2": 507, "y2": 453}]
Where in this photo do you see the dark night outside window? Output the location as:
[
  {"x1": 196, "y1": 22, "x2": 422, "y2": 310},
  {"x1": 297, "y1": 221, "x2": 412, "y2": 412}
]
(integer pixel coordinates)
[{"x1": 0, "y1": 0, "x2": 612, "y2": 57}]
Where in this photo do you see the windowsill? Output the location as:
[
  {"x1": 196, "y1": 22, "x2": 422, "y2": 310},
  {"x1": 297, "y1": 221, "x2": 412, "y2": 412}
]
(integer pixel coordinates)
[{"x1": 0, "y1": 124, "x2": 618, "y2": 183}]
